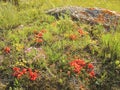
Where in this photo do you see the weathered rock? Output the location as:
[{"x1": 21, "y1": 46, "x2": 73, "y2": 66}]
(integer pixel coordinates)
[{"x1": 46, "y1": 6, "x2": 120, "y2": 30}]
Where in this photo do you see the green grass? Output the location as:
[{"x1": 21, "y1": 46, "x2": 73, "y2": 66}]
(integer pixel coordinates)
[
  {"x1": 42, "y1": 0, "x2": 120, "y2": 12},
  {"x1": 23, "y1": 0, "x2": 120, "y2": 11}
]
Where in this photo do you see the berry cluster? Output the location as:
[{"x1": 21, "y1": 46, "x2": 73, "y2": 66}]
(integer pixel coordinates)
[
  {"x1": 13, "y1": 67, "x2": 38, "y2": 81},
  {"x1": 34, "y1": 29, "x2": 46, "y2": 43},
  {"x1": 78, "y1": 28, "x2": 85, "y2": 35},
  {"x1": 69, "y1": 28, "x2": 86, "y2": 40},
  {"x1": 70, "y1": 59, "x2": 95, "y2": 78},
  {"x1": 4, "y1": 47, "x2": 10, "y2": 53}
]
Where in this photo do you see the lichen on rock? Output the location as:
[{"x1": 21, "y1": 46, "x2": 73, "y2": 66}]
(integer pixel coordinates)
[{"x1": 46, "y1": 6, "x2": 120, "y2": 30}]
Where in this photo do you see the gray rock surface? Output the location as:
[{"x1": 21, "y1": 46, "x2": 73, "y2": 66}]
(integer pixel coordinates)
[{"x1": 46, "y1": 6, "x2": 120, "y2": 29}]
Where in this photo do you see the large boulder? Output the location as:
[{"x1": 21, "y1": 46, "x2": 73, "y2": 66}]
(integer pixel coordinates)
[{"x1": 46, "y1": 6, "x2": 120, "y2": 30}]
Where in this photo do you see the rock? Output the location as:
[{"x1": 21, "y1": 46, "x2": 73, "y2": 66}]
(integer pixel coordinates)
[{"x1": 46, "y1": 6, "x2": 120, "y2": 30}]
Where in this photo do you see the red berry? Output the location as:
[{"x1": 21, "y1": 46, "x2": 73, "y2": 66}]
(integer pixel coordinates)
[
  {"x1": 69, "y1": 34, "x2": 77, "y2": 40},
  {"x1": 89, "y1": 70, "x2": 95, "y2": 78},
  {"x1": 88, "y1": 63, "x2": 94, "y2": 69},
  {"x1": 4, "y1": 47, "x2": 10, "y2": 53}
]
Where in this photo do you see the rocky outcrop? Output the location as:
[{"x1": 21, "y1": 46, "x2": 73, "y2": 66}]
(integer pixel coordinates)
[{"x1": 46, "y1": 6, "x2": 120, "y2": 30}]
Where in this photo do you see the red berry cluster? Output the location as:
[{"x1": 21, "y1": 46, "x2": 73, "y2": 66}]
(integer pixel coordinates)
[
  {"x1": 78, "y1": 28, "x2": 84, "y2": 35},
  {"x1": 87, "y1": 63, "x2": 95, "y2": 78},
  {"x1": 70, "y1": 59, "x2": 86, "y2": 74},
  {"x1": 70, "y1": 59, "x2": 95, "y2": 78},
  {"x1": 34, "y1": 29, "x2": 46, "y2": 43},
  {"x1": 4, "y1": 46, "x2": 10, "y2": 53},
  {"x1": 69, "y1": 28, "x2": 85, "y2": 41},
  {"x1": 13, "y1": 67, "x2": 38, "y2": 81},
  {"x1": 69, "y1": 34, "x2": 77, "y2": 40}
]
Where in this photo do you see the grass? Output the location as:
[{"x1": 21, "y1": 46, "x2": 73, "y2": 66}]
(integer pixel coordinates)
[
  {"x1": 43, "y1": 0, "x2": 120, "y2": 12},
  {"x1": 0, "y1": 0, "x2": 120, "y2": 90}
]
